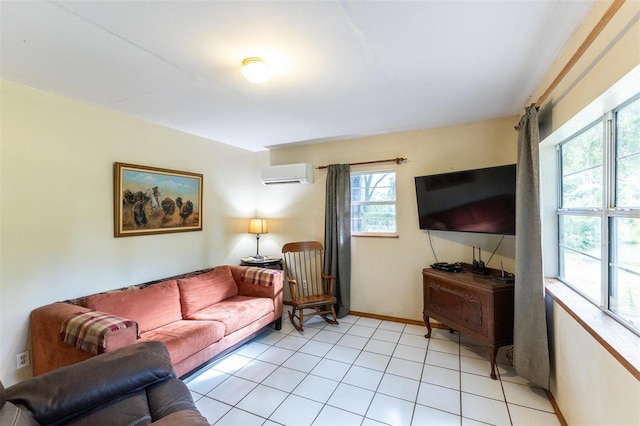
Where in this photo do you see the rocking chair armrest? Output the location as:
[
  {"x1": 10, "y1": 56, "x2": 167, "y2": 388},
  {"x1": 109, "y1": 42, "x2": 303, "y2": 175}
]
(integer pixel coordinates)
[
  {"x1": 321, "y1": 274, "x2": 335, "y2": 295},
  {"x1": 288, "y1": 278, "x2": 298, "y2": 300}
]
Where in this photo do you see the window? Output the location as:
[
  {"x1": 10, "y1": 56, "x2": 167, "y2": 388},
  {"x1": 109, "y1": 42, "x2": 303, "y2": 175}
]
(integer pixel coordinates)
[
  {"x1": 558, "y1": 95, "x2": 640, "y2": 333},
  {"x1": 350, "y1": 170, "x2": 396, "y2": 235}
]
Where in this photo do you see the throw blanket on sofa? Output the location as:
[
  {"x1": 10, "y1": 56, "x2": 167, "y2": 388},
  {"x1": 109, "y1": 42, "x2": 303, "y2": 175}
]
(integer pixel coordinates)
[
  {"x1": 242, "y1": 267, "x2": 281, "y2": 287},
  {"x1": 60, "y1": 311, "x2": 138, "y2": 354}
]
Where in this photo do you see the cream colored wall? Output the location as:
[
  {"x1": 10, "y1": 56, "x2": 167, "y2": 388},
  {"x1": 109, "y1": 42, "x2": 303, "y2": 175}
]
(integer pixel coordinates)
[
  {"x1": 529, "y1": 0, "x2": 640, "y2": 424},
  {"x1": 0, "y1": 81, "x2": 266, "y2": 386},
  {"x1": 549, "y1": 303, "x2": 640, "y2": 426},
  {"x1": 269, "y1": 117, "x2": 518, "y2": 320}
]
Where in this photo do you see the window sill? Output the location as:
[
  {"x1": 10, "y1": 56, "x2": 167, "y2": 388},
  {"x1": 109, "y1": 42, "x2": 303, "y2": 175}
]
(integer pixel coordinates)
[
  {"x1": 351, "y1": 233, "x2": 399, "y2": 238},
  {"x1": 545, "y1": 279, "x2": 640, "y2": 380}
]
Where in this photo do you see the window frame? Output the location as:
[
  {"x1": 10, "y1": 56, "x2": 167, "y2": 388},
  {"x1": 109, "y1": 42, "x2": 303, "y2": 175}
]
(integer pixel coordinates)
[
  {"x1": 556, "y1": 94, "x2": 640, "y2": 335},
  {"x1": 350, "y1": 169, "x2": 398, "y2": 237}
]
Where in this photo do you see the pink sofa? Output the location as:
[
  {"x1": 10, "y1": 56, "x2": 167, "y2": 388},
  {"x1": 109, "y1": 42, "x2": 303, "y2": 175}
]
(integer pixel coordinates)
[{"x1": 31, "y1": 265, "x2": 283, "y2": 378}]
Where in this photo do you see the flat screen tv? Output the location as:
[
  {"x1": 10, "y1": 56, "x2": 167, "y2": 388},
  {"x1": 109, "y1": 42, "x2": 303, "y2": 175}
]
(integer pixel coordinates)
[{"x1": 414, "y1": 164, "x2": 516, "y2": 235}]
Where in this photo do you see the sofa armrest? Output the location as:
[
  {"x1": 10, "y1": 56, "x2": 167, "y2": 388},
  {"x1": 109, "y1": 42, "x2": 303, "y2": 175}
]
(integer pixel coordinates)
[
  {"x1": 230, "y1": 265, "x2": 283, "y2": 299},
  {"x1": 6, "y1": 341, "x2": 175, "y2": 426},
  {"x1": 31, "y1": 303, "x2": 138, "y2": 376}
]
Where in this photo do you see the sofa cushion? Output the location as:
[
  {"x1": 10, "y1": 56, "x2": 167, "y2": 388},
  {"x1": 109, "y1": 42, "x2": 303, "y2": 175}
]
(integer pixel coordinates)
[
  {"x1": 178, "y1": 266, "x2": 238, "y2": 317},
  {"x1": 85, "y1": 280, "x2": 182, "y2": 334},
  {"x1": 185, "y1": 295, "x2": 274, "y2": 335},
  {"x1": 140, "y1": 320, "x2": 225, "y2": 365}
]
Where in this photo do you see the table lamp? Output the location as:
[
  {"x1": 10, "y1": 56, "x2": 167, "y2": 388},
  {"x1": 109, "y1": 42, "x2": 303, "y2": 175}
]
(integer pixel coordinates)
[{"x1": 248, "y1": 219, "x2": 268, "y2": 260}]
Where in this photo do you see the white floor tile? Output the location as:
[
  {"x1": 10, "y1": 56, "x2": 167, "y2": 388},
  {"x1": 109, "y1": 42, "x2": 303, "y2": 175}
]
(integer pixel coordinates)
[
  {"x1": 386, "y1": 357, "x2": 424, "y2": 380},
  {"x1": 426, "y1": 349, "x2": 459, "y2": 370},
  {"x1": 235, "y1": 341, "x2": 271, "y2": 358},
  {"x1": 261, "y1": 366, "x2": 306, "y2": 392},
  {"x1": 310, "y1": 358, "x2": 351, "y2": 382},
  {"x1": 461, "y1": 392, "x2": 511, "y2": 425},
  {"x1": 399, "y1": 333, "x2": 430, "y2": 349},
  {"x1": 313, "y1": 329, "x2": 343, "y2": 344},
  {"x1": 465, "y1": 373, "x2": 504, "y2": 403},
  {"x1": 422, "y1": 364, "x2": 460, "y2": 390},
  {"x1": 274, "y1": 334, "x2": 309, "y2": 351},
  {"x1": 393, "y1": 344, "x2": 427, "y2": 363},
  {"x1": 416, "y1": 382, "x2": 461, "y2": 415},
  {"x1": 212, "y1": 353, "x2": 252, "y2": 374},
  {"x1": 354, "y1": 350, "x2": 391, "y2": 371},
  {"x1": 509, "y1": 403, "x2": 561, "y2": 426},
  {"x1": 256, "y1": 346, "x2": 295, "y2": 365},
  {"x1": 366, "y1": 393, "x2": 415, "y2": 426},
  {"x1": 337, "y1": 333, "x2": 369, "y2": 350},
  {"x1": 185, "y1": 367, "x2": 230, "y2": 395},
  {"x1": 363, "y1": 338, "x2": 397, "y2": 356},
  {"x1": 379, "y1": 320, "x2": 406, "y2": 332},
  {"x1": 327, "y1": 383, "x2": 375, "y2": 416},
  {"x1": 234, "y1": 358, "x2": 279, "y2": 383},
  {"x1": 322, "y1": 321, "x2": 352, "y2": 334},
  {"x1": 253, "y1": 329, "x2": 285, "y2": 345},
  {"x1": 428, "y1": 337, "x2": 460, "y2": 355},
  {"x1": 298, "y1": 339, "x2": 334, "y2": 357},
  {"x1": 502, "y1": 381, "x2": 554, "y2": 412},
  {"x1": 292, "y1": 374, "x2": 339, "y2": 403},
  {"x1": 206, "y1": 376, "x2": 258, "y2": 405},
  {"x1": 338, "y1": 314, "x2": 360, "y2": 324},
  {"x1": 269, "y1": 394, "x2": 324, "y2": 426},
  {"x1": 195, "y1": 397, "x2": 232, "y2": 425},
  {"x1": 412, "y1": 403, "x2": 461, "y2": 426},
  {"x1": 372, "y1": 328, "x2": 402, "y2": 343},
  {"x1": 184, "y1": 314, "x2": 562, "y2": 426},
  {"x1": 377, "y1": 373, "x2": 420, "y2": 401},
  {"x1": 325, "y1": 345, "x2": 361, "y2": 364},
  {"x1": 236, "y1": 384, "x2": 289, "y2": 418},
  {"x1": 355, "y1": 317, "x2": 382, "y2": 328},
  {"x1": 401, "y1": 323, "x2": 427, "y2": 336},
  {"x1": 215, "y1": 407, "x2": 265, "y2": 426},
  {"x1": 342, "y1": 365, "x2": 384, "y2": 390},
  {"x1": 347, "y1": 324, "x2": 376, "y2": 338},
  {"x1": 313, "y1": 405, "x2": 364, "y2": 426},
  {"x1": 282, "y1": 351, "x2": 322, "y2": 373}
]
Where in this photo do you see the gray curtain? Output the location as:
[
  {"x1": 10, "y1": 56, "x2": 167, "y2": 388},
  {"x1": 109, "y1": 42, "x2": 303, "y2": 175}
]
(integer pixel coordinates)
[
  {"x1": 514, "y1": 105, "x2": 550, "y2": 388},
  {"x1": 324, "y1": 164, "x2": 351, "y2": 318}
]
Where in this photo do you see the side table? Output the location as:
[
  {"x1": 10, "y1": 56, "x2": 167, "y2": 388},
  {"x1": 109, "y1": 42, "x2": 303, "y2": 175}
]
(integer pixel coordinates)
[{"x1": 240, "y1": 257, "x2": 283, "y2": 270}]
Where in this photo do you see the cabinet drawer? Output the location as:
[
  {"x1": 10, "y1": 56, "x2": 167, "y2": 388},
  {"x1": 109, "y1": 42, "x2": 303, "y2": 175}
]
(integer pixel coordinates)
[{"x1": 425, "y1": 278, "x2": 489, "y2": 338}]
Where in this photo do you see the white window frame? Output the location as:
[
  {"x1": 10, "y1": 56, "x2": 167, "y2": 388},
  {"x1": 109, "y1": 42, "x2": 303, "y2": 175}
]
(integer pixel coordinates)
[
  {"x1": 350, "y1": 170, "x2": 397, "y2": 237},
  {"x1": 543, "y1": 68, "x2": 640, "y2": 335}
]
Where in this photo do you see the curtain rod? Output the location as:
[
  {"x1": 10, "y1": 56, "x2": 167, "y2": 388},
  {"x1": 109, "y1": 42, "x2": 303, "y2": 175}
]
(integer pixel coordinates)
[
  {"x1": 515, "y1": 0, "x2": 626, "y2": 130},
  {"x1": 316, "y1": 157, "x2": 407, "y2": 170}
]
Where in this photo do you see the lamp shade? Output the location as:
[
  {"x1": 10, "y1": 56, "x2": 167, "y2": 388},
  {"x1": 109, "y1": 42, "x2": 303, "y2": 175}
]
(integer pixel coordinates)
[{"x1": 248, "y1": 219, "x2": 268, "y2": 234}]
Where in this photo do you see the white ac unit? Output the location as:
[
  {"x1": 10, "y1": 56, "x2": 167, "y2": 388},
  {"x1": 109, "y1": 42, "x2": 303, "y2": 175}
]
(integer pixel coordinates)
[{"x1": 261, "y1": 163, "x2": 314, "y2": 185}]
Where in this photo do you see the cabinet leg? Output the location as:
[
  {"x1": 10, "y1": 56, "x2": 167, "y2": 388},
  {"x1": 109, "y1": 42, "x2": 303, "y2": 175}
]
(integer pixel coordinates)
[
  {"x1": 489, "y1": 347, "x2": 498, "y2": 380},
  {"x1": 423, "y1": 313, "x2": 432, "y2": 338}
]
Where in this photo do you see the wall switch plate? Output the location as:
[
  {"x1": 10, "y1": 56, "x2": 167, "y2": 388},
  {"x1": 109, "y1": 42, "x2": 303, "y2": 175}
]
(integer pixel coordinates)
[{"x1": 17, "y1": 350, "x2": 30, "y2": 369}]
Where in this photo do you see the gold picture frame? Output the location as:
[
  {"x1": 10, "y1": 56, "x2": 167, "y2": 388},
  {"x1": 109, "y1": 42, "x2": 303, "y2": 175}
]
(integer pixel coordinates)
[{"x1": 114, "y1": 162, "x2": 203, "y2": 237}]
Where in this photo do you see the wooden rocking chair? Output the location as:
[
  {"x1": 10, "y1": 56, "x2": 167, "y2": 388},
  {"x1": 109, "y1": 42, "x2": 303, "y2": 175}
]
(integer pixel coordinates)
[{"x1": 282, "y1": 241, "x2": 339, "y2": 331}]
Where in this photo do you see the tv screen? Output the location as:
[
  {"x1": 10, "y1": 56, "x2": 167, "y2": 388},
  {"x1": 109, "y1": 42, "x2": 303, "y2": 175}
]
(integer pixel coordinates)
[{"x1": 414, "y1": 164, "x2": 516, "y2": 235}]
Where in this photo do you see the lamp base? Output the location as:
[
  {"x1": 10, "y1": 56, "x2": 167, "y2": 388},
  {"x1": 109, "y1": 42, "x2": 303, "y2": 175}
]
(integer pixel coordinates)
[{"x1": 251, "y1": 254, "x2": 267, "y2": 260}]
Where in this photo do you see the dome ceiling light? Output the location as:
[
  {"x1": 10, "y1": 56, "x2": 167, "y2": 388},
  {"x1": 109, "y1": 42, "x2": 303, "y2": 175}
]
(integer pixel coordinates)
[{"x1": 241, "y1": 57, "x2": 271, "y2": 84}]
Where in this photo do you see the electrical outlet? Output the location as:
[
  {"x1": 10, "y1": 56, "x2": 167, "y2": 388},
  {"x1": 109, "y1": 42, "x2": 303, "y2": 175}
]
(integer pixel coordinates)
[
  {"x1": 302, "y1": 280, "x2": 307, "y2": 289},
  {"x1": 16, "y1": 350, "x2": 30, "y2": 369}
]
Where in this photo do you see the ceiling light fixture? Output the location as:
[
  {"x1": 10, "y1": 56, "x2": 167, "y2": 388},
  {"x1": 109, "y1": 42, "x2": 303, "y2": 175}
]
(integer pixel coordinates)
[{"x1": 241, "y1": 57, "x2": 271, "y2": 84}]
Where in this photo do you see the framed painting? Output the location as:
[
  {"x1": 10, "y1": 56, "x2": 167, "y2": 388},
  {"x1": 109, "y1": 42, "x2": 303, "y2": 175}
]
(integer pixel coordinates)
[{"x1": 114, "y1": 162, "x2": 203, "y2": 237}]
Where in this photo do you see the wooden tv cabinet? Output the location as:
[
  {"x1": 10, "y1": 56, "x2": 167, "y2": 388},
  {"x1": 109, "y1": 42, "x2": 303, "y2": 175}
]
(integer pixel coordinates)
[{"x1": 422, "y1": 264, "x2": 514, "y2": 379}]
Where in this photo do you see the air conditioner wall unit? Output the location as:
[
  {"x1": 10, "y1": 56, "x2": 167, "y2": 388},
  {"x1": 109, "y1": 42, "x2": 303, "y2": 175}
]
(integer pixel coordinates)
[{"x1": 261, "y1": 163, "x2": 314, "y2": 185}]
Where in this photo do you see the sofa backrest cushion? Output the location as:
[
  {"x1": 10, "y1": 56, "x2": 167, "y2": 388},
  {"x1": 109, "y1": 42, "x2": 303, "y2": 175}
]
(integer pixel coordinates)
[
  {"x1": 178, "y1": 266, "x2": 238, "y2": 317},
  {"x1": 85, "y1": 280, "x2": 182, "y2": 333}
]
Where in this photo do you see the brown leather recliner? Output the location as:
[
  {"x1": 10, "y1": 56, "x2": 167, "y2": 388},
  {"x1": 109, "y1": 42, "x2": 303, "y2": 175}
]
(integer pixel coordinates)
[{"x1": 0, "y1": 341, "x2": 209, "y2": 426}]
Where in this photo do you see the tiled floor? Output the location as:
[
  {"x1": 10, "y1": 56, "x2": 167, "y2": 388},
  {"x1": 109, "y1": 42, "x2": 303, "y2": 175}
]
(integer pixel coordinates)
[{"x1": 184, "y1": 315, "x2": 560, "y2": 426}]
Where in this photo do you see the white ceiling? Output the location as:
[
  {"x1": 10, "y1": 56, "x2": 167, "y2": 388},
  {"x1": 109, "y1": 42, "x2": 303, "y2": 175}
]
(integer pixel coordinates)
[{"x1": 1, "y1": 1, "x2": 594, "y2": 152}]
